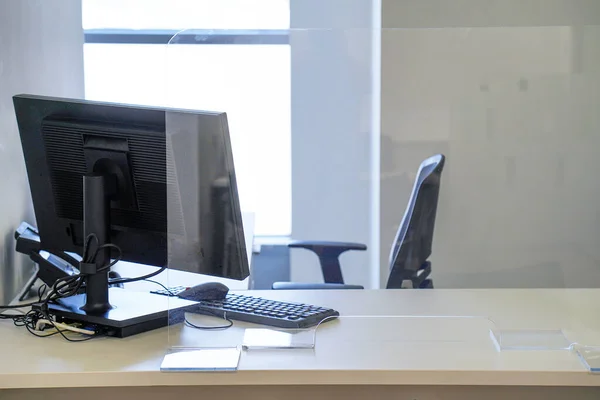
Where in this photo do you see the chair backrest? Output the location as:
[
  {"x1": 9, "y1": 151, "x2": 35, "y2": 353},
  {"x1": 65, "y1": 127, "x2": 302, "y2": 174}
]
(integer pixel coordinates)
[{"x1": 386, "y1": 154, "x2": 445, "y2": 289}]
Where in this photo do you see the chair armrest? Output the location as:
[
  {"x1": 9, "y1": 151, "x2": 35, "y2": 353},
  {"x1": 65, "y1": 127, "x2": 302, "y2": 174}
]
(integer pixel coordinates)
[
  {"x1": 288, "y1": 241, "x2": 367, "y2": 252},
  {"x1": 288, "y1": 240, "x2": 367, "y2": 284},
  {"x1": 272, "y1": 282, "x2": 364, "y2": 290}
]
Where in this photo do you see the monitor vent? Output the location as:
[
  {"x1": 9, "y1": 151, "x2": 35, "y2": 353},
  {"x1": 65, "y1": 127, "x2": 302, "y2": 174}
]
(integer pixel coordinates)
[{"x1": 41, "y1": 118, "x2": 183, "y2": 233}]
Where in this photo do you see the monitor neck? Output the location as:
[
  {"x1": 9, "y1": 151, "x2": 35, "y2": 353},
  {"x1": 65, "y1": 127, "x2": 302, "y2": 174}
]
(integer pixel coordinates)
[{"x1": 80, "y1": 174, "x2": 113, "y2": 314}]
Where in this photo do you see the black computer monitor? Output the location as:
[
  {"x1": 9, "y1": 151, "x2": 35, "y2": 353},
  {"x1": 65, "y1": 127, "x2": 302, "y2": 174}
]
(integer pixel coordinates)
[{"x1": 13, "y1": 94, "x2": 249, "y2": 336}]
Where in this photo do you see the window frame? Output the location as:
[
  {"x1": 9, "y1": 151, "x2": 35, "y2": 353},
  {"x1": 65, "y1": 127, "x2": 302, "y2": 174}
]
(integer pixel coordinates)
[{"x1": 84, "y1": 29, "x2": 289, "y2": 45}]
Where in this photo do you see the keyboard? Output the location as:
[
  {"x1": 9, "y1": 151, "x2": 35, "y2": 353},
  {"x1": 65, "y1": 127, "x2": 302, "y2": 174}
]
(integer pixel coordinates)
[
  {"x1": 152, "y1": 286, "x2": 187, "y2": 296},
  {"x1": 151, "y1": 286, "x2": 339, "y2": 329}
]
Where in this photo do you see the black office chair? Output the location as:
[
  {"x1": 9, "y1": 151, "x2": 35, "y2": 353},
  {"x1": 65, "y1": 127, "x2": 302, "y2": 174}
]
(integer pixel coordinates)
[{"x1": 272, "y1": 154, "x2": 445, "y2": 290}]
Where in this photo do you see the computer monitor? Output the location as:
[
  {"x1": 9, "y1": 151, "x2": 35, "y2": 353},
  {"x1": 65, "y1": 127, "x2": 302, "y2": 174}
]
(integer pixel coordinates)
[{"x1": 13, "y1": 94, "x2": 249, "y2": 336}]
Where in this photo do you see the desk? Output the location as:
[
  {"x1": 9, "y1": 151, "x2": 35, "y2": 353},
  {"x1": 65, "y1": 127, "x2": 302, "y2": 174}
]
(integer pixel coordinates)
[{"x1": 2, "y1": 289, "x2": 600, "y2": 399}]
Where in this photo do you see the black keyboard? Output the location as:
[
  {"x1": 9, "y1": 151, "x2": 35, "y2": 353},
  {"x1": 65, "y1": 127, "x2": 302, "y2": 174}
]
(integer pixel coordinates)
[
  {"x1": 151, "y1": 287, "x2": 339, "y2": 329},
  {"x1": 152, "y1": 286, "x2": 187, "y2": 296}
]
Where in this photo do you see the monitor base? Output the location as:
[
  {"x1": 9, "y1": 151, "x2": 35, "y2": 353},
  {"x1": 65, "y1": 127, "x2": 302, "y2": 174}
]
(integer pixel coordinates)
[{"x1": 48, "y1": 288, "x2": 197, "y2": 338}]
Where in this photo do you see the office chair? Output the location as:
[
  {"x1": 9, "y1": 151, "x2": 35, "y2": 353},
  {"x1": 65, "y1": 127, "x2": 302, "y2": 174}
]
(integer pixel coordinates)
[{"x1": 272, "y1": 154, "x2": 445, "y2": 290}]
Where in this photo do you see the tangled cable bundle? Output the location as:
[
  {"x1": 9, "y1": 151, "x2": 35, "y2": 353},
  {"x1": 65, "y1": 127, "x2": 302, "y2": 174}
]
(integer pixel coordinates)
[{"x1": 0, "y1": 233, "x2": 123, "y2": 341}]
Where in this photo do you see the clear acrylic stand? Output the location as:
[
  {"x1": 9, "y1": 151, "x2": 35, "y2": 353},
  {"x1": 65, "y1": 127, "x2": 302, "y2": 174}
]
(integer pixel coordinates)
[
  {"x1": 490, "y1": 329, "x2": 571, "y2": 351},
  {"x1": 242, "y1": 327, "x2": 315, "y2": 350},
  {"x1": 162, "y1": 311, "x2": 247, "y2": 372},
  {"x1": 575, "y1": 346, "x2": 600, "y2": 373},
  {"x1": 161, "y1": 313, "x2": 501, "y2": 371},
  {"x1": 242, "y1": 315, "x2": 500, "y2": 354},
  {"x1": 162, "y1": 308, "x2": 600, "y2": 373},
  {"x1": 489, "y1": 319, "x2": 600, "y2": 373},
  {"x1": 161, "y1": 347, "x2": 241, "y2": 372}
]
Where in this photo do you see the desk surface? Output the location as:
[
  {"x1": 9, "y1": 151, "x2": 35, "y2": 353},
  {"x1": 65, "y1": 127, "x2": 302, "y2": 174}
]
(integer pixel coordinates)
[{"x1": 2, "y1": 289, "x2": 600, "y2": 389}]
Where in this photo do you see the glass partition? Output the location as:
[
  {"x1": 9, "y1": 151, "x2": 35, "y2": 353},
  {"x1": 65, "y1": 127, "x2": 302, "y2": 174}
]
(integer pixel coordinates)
[
  {"x1": 164, "y1": 23, "x2": 379, "y2": 350},
  {"x1": 76, "y1": 0, "x2": 600, "y2": 373},
  {"x1": 156, "y1": 2, "x2": 600, "y2": 367},
  {"x1": 80, "y1": 1, "x2": 600, "y2": 296}
]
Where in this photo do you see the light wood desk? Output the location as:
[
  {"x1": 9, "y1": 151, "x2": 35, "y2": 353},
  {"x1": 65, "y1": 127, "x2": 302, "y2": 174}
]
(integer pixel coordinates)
[{"x1": 2, "y1": 289, "x2": 600, "y2": 399}]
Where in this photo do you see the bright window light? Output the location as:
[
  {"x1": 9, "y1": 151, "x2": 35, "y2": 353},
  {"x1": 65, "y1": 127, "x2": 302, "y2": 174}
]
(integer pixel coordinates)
[{"x1": 82, "y1": 0, "x2": 291, "y2": 236}]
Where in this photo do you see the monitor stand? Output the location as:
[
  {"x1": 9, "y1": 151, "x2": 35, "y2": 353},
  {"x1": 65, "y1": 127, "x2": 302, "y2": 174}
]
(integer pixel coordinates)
[
  {"x1": 45, "y1": 174, "x2": 200, "y2": 337},
  {"x1": 48, "y1": 287, "x2": 197, "y2": 338}
]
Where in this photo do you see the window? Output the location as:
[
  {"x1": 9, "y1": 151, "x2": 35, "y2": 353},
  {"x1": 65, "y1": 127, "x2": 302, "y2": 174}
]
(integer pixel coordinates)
[{"x1": 82, "y1": 0, "x2": 291, "y2": 236}]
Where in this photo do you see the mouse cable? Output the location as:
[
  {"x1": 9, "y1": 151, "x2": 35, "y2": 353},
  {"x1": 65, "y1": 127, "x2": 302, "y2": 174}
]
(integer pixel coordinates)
[
  {"x1": 144, "y1": 279, "x2": 179, "y2": 296},
  {"x1": 184, "y1": 315, "x2": 233, "y2": 330},
  {"x1": 144, "y1": 279, "x2": 234, "y2": 330}
]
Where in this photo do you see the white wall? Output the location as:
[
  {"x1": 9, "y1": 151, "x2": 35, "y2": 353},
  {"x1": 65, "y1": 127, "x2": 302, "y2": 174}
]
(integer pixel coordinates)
[
  {"x1": 0, "y1": 0, "x2": 84, "y2": 303},
  {"x1": 289, "y1": 0, "x2": 380, "y2": 288},
  {"x1": 381, "y1": 0, "x2": 600, "y2": 288}
]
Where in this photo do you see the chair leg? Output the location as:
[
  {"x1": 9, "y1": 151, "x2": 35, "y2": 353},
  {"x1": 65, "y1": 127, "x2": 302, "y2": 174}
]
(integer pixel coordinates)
[{"x1": 419, "y1": 279, "x2": 433, "y2": 289}]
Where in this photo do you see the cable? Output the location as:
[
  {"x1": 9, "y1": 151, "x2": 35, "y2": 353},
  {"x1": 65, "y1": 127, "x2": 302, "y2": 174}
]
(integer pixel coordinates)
[
  {"x1": 6, "y1": 308, "x2": 91, "y2": 341},
  {"x1": 0, "y1": 301, "x2": 40, "y2": 310},
  {"x1": 0, "y1": 279, "x2": 50, "y2": 310},
  {"x1": 35, "y1": 319, "x2": 95, "y2": 335},
  {"x1": 2, "y1": 232, "x2": 175, "y2": 341},
  {"x1": 184, "y1": 315, "x2": 233, "y2": 330},
  {"x1": 14, "y1": 307, "x2": 101, "y2": 342},
  {"x1": 144, "y1": 279, "x2": 182, "y2": 295},
  {"x1": 94, "y1": 243, "x2": 123, "y2": 273},
  {"x1": 1, "y1": 233, "x2": 119, "y2": 341},
  {"x1": 144, "y1": 279, "x2": 179, "y2": 296},
  {"x1": 111, "y1": 266, "x2": 167, "y2": 285},
  {"x1": 42, "y1": 233, "x2": 122, "y2": 306},
  {"x1": 26, "y1": 315, "x2": 98, "y2": 342},
  {"x1": 0, "y1": 309, "x2": 25, "y2": 319},
  {"x1": 144, "y1": 279, "x2": 233, "y2": 330},
  {"x1": 37, "y1": 284, "x2": 47, "y2": 300}
]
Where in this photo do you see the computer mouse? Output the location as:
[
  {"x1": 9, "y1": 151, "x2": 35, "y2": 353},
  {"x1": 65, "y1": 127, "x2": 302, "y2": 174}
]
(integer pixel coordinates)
[
  {"x1": 177, "y1": 282, "x2": 229, "y2": 301},
  {"x1": 108, "y1": 270, "x2": 124, "y2": 288}
]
